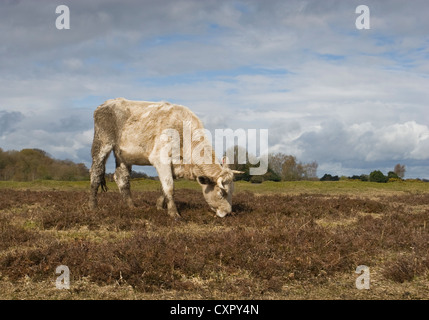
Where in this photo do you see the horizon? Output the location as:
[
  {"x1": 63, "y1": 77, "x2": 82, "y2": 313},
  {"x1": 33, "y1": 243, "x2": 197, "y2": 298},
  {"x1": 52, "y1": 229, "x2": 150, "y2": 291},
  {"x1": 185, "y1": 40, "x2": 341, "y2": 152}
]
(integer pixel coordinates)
[{"x1": 0, "y1": 146, "x2": 424, "y2": 181}]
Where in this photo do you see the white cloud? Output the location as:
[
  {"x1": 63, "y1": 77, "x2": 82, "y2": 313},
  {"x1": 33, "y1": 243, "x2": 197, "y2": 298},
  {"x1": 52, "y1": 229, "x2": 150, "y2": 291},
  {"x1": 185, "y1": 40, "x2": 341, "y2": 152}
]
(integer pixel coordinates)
[
  {"x1": 0, "y1": 0, "x2": 428, "y2": 178},
  {"x1": 295, "y1": 120, "x2": 429, "y2": 176}
]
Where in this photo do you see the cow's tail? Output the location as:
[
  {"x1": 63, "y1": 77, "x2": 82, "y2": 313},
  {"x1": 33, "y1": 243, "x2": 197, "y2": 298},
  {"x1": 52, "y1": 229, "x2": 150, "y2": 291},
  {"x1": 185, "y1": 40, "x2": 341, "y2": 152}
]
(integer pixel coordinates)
[{"x1": 100, "y1": 175, "x2": 108, "y2": 192}]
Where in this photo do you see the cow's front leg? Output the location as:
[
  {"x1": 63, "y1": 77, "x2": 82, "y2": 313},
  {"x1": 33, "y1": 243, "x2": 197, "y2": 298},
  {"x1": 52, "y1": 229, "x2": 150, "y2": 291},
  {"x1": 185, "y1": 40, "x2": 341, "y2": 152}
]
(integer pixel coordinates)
[
  {"x1": 156, "y1": 164, "x2": 180, "y2": 219},
  {"x1": 156, "y1": 194, "x2": 167, "y2": 210}
]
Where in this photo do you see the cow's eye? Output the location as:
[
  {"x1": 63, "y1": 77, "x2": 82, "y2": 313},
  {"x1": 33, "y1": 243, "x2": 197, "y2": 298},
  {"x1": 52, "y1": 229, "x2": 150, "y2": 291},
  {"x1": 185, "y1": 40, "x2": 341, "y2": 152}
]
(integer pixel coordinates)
[{"x1": 218, "y1": 191, "x2": 223, "y2": 199}]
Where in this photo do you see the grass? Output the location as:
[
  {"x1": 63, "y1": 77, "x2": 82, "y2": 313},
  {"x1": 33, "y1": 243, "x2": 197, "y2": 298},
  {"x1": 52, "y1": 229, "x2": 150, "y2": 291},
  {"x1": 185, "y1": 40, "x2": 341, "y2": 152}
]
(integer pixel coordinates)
[
  {"x1": 235, "y1": 179, "x2": 429, "y2": 196},
  {"x1": 0, "y1": 179, "x2": 428, "y2": 299},
  {"x1": 1, "y1": 178, "x2": 428, "y2": 194}
]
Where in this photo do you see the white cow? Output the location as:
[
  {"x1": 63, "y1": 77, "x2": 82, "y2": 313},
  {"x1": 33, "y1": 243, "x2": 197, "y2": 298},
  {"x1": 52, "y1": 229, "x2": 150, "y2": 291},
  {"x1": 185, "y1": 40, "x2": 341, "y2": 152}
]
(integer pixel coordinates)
[{"x1": 89, "y1": 98, "x2": 242, "y2": 219}]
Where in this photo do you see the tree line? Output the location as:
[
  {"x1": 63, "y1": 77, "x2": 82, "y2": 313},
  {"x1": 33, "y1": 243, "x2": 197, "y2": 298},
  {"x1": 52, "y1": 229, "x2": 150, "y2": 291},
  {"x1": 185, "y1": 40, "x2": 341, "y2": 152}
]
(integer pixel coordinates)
[
  {"x1": 319, "y1": 164, "x2": 420, "y2": 183},
  {"x1": 2, "y1": 147, "x2": 318, "y2": 183},
  {"x1": 228, "y1": 148, "x2": 318, "y2": 183},
  {"x1": 2, "y1": 147, "x2": 419, "y2": 184},
  {"x1": 0, "y1": 148, "x2": 89, "y2": 181}
]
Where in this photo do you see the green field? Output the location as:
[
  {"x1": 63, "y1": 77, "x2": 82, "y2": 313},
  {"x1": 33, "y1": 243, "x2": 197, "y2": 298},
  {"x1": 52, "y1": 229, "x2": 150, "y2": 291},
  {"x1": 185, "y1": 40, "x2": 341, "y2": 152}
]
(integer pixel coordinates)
[
  {"x1": 1, "y1": 178, "x2": 428, "y2": 195},
  {"x1": 0, "y1": 179, "x2": 428, "y2": 300}
]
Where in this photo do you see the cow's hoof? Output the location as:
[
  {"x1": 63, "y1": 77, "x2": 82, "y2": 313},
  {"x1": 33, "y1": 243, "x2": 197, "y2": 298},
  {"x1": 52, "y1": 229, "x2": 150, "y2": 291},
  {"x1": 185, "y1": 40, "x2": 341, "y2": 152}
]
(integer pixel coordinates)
[
  {"x1": 173, "y1": 215, "x2": 184, "y2": 223},
  {"x1": 127, "y1": 202, "x2": 137, "y2": 209},
  {"x1": 156, "y1": 196, "x2": 166, "y2": 210},
  {"x1": 168, "y1": 211, "x2": 182, "y2": 221},
  {"x1": 88, "y1": 202, "x2": 97, "y2": 211}
]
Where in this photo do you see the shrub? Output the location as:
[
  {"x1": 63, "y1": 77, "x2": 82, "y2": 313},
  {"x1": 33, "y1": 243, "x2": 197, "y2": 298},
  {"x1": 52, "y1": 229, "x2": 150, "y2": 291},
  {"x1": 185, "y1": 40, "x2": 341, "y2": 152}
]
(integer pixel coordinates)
[
  {"x1": 360, "y1": 174, "x2": 369, "y2": 182},
  {"x1": 382, "y1": 254, "x2": 426, "y2": 283},
  {"x1": 387, "y1": 171, "x2": 400, "y2": 180},
  {"x1": 250, "y1": 175, "x2": 264, "y2": 184},
  {"x1": 369, "y1": 170, "x2": 388, "y2": 183},
  {"x1": 320, "y1": 174, "x2": 339, "y2": 181},
  {"x1": 349, "y1": 174, "x2": 368, "y2": 181}
]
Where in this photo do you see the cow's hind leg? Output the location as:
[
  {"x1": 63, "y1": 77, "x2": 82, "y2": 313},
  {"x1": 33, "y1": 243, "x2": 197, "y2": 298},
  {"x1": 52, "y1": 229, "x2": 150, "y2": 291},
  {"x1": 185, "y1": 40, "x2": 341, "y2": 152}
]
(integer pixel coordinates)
[
  {"x1": 89, "y1": 144, "x2": 113, "y2": 209},
  {"x1": 114, "y1": 161, "x2": 135, "y2": 208},
  {"x1": 155, "y1": 163, "x2": 180, "y2": 219}
]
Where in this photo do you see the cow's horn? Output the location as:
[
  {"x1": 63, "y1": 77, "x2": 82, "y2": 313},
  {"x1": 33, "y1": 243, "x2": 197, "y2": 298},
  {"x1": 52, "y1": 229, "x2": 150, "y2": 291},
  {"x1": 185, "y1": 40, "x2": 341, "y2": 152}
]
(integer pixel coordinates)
[
  {"x1": 217, "y1": 177, "x2": 226, "y2": 190},
  {"x1": 231, "y1": 170, "x2": 244, "y2": 174},
  {"x1": 221, "y1": 156, "x2": 230, "y2": 168}
]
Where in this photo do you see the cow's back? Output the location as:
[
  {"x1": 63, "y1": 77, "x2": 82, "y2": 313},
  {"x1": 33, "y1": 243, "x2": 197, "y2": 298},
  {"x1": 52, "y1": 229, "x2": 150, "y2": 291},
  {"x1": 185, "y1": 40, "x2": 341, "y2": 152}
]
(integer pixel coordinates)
[{"x1": 95, "y1": 98, "x2": 203, "y2": 166}]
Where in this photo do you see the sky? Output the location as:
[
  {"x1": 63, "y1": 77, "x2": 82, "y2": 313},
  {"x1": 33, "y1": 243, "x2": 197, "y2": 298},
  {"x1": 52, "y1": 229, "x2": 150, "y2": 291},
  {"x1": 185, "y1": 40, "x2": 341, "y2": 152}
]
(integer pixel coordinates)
[{"x1": 0, "y1": 0, "x2": 428, "y2": 178}]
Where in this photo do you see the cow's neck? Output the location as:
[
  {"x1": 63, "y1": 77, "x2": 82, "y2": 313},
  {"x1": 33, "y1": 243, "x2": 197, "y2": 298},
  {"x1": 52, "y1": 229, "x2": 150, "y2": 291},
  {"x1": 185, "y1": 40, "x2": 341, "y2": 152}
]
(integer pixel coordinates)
[
  {"x1": 192, "y1": 162, "x2": 223, "y2": 180},
  {"x1": 185, "y1": 139, "x2": 222, "y2": 180}
]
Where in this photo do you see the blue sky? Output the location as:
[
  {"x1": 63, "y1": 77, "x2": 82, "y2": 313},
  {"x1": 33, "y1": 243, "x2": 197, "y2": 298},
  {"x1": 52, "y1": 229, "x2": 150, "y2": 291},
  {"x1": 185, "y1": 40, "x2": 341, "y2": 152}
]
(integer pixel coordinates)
[{"x1": 0, "y1": 0, "x2": 428, "y2": 178}]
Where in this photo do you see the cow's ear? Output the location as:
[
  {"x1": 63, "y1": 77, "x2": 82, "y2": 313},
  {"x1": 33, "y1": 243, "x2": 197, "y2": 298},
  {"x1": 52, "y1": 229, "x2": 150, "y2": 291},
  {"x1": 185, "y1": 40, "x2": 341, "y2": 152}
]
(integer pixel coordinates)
[{"x1": 197, "y1": 176, "x2": 212, "y2": 185}]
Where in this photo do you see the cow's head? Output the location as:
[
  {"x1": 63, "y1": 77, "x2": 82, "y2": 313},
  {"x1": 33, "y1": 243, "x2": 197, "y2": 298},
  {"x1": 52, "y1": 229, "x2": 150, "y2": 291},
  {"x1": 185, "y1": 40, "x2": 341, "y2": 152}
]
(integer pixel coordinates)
[{"x1": 197, "y1": 159, "x2": 243, "y2": 218}]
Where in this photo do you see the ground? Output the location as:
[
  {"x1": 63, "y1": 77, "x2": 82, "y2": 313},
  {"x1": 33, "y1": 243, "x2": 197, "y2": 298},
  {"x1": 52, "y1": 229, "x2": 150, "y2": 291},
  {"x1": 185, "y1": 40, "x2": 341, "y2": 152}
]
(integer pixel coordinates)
[{"x1": 0, "y1": 179, "x2": 428, "y2": 299}]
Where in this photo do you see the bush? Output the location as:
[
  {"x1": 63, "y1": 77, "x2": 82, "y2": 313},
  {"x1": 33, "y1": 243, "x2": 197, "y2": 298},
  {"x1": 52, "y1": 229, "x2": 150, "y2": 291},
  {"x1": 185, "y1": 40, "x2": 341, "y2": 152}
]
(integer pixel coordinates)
[
  {"x1": 349, "y1": 175, "x2": 368, "y2": 181},
  {"x1": 387, "y1": 171, "x2": 400, "y2": 180},
  {"x1": 262, "y1": 168, "x2": 281, "y2": 182},
  {"x1": 320, "y1": 174, "x2": 339, "y2": 181},
  {"x1": 250, "y1": 175, "x2": 264, "y2": 184},
  {"x1": 369, "y1": 170, "x2": 388, "y2": 183},
  {"x1": 360, "y1": 174, "x2": 369, "y2": 182}
]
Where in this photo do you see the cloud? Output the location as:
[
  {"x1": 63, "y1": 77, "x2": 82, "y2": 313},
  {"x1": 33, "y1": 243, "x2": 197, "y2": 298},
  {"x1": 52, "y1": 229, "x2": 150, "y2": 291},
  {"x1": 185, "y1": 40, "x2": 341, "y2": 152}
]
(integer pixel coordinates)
[
  {"x1": 296, "y1": 120, "x2": 429, "y2": 175},
  {"x1": 365, "y1": 122, "x2": 429, "y2": 161},
  {"x1": 0, "y1": 110, "x2": 24, "y2": 136},
  {"x1": 0, "y1": 0, "x2": 428, "y2": 178}
]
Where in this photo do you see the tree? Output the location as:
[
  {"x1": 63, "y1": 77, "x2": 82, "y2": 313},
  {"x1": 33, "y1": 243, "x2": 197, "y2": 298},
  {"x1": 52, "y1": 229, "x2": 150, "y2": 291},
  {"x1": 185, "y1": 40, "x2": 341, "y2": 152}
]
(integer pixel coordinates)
[
  {"x1": 302, "y1": 161, "x2": 318, "y2": 180},
  {"x1": 394, "y1": 164, "x2": 406, "y2": 179},
  {"x1": 0, "y1": 148, "x2": 5, "y2": 170},
  {"x1": 387, "y1": 171, "x2": 399, "y2": 180},
  {"x1": 369, "y1": 170, "x2": 388, "y2": 183},
  {"x1": 261, "y1": 167, "x2": 281, "y2": 182},
  {"x1": 267, "y1": 153, "x2": 285, "y2": 177},
  {"x1": 320, "y1": 174, "x2": 339, "y2": 181},
  {"x1": 360, "y1": 174, "x2": 369, "y2": 181},
  {"x1": 267, "y1": 152, "x2": 318, "y2": 181},
  {"x1": 281, "y1": 155, "x2": 299, "y2": 181},
  {"x1": 0, "y1": 148, "x2": 89, "y2": 181},
  {"x1": 227, "y1": 150, "x2": 318, "y2": 182},
  {"x1": 227, "y1": 146, "x2": 281, "y2": 182}
]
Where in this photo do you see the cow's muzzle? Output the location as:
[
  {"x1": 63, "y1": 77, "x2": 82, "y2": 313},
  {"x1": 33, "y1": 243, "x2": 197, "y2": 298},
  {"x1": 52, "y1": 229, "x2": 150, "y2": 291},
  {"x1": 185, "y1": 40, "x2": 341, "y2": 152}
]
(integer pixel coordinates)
[{"x1": 216, "y1": 209, "x2": 228, "y2": 218}]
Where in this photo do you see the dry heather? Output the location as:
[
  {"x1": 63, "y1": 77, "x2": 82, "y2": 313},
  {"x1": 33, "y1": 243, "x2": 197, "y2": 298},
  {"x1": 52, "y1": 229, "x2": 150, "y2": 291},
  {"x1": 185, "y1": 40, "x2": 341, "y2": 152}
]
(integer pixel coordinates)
[{"x1": 0, "y1": 186, "x2": 429, "y2": 299}]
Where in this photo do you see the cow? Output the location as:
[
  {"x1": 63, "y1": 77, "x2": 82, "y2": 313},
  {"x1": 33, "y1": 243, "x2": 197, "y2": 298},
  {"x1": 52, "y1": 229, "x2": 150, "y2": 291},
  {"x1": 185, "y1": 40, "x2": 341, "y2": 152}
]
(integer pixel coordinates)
[{"x1": 89, "y1": 98, "x2": 242, "y2": 219}]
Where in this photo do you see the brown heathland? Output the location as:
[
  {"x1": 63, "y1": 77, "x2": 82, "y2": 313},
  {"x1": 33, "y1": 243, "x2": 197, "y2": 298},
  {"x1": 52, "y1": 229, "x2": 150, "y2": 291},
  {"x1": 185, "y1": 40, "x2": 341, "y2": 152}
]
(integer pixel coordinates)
[{"x1": 0, "y1": 185, "x2": 428, "y2": 299}]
